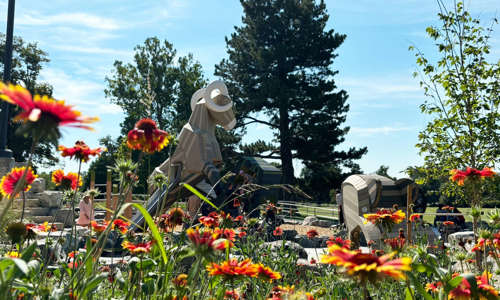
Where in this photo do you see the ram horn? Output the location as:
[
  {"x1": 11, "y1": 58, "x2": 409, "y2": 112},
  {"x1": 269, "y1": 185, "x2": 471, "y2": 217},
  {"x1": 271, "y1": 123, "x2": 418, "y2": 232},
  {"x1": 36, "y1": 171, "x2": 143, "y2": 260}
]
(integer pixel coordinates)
[{"x1": 203, "y1": 80, "x2": 233, "y2": 112}]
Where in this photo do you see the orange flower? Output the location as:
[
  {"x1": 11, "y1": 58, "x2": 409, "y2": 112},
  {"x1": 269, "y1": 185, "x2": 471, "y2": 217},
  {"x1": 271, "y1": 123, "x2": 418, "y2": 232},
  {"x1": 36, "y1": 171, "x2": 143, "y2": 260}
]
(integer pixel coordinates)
[
  {"x1": 68, "y1": 251, "x2": 78, "y2": 258},
  {"x1": 67, "y1": 261, "x2": 79, "y2": 269},
  {"x1": 212, "y1": 239, "x2": 234, "y2": 250},
  {"x1": 0, "y1": 83, "x2": 98, "y2": 134},
  {"x1": 0, "y1": 167, "x2": 37, "y2": 198},
  {"x1": 233, "y1": 199, "x2": 241, "y2": 207},
  {"x1": 448, "y1": 276, "x2": 472, "y2": 299},
  {"x1": 172, "y1": 274, "x2": 188, "y2": 287},
  {"x1": 112, "y1": 219, "x2": 129, "y2": 234},
  {"x1": 5, "y1": 251, "x2": 19, "y2": 258},
  {"x1": 409, "y1": 214, "x2": 421, "y2": 222},
  {"x1": 58, "y1": 140, "x2": 104, "y2": 162},
  {"x1": 91, "y1": 220, "x2": 108, "y2": 233},
  {"x1": 443, "y1": 221, "x2": 455, "y2": 226},
  {"x1": 306, "y1": 229, "x2": 319, "y2": 239},
  {"x1": 273, "y1": 227, "x2": 283, "y2": 236},
  {"x1": 121, "y1": 240, "x2": 153, "y2": 254},
  {"x1": 127, "y1": 118, "x2": 172, "y2": 153},
  {"x1": 206, "y1": 258, "x2": 258, "y2": 279},
  {"x1": 186, "y1": 226, "x2": 231, "y2": 252},
  {"x1": 476, "y1": 271, "x2": 499, "y2": 298},
  {"x1": 326, "y1": 236, "x2": 351, "y2": 249},
  {"x1": 256, "y1": 263, "x2": 281, "y2": 282},
  {"x1": 214, "y1": 228, "x2": 236, "y2": 242},
  {"x1": 320, "y1": 244, "x2": 412, "y2": 283},
  {"x1": 51, "y1": 170, "x2": 82, "y2": 190}
]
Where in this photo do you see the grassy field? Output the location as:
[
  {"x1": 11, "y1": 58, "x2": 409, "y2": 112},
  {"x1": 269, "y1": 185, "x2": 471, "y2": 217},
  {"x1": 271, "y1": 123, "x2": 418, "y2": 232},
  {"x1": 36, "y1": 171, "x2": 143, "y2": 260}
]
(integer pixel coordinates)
[{"x1": 291, "y1": 203, "x2": 499, "y2": 224}]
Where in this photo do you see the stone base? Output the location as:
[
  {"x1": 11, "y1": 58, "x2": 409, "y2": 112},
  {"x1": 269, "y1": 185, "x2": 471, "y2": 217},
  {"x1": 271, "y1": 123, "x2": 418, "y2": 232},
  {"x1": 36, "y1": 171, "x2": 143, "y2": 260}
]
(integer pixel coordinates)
[{"x1": 0, "y1": 157, "x2": 14, "y2": 179}]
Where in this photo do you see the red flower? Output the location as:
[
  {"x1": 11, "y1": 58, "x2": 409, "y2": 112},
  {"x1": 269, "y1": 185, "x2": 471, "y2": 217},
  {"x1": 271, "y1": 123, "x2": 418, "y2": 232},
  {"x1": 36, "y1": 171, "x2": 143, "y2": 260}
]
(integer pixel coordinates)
[
  {"x1": 384, "y1": 237, "x2": 406, "y2": 252},
  {"x1": 58, "y1": 140, "x2": 104, "y2": 162},
  {"x1": 363, "y1": 209, "x2": 405, "y2": 226},
  {"x1": 0, "y1": 166, "x2": 37, "y2": 198},
  {"x1": 186, "y1": 227, "x2": 231, "y2": 252},
  {"x1": 425, "y1": 281, "x2": 442, "y2": 293},
  {"x1": 233, "y1": 199, "x2": 241, "y2": 207},
  {"x1": 306, "y1": 229, "x2": 319, "y2": 239},
  {"x1": 127, "y1": 118, "x2": 172, "y2": 153},
  {"x1": 443, "y1": 221, "x2": 455, "y2": 226},
  {"x1": 121, "y1": 240, "x2": 153, "y2": 254},
  {"x1": 320, "y1": 245, "x2": 412, "y2": 283},
  {"x1": 273, "y1": 227, "x2": 283, "y2": 236},
  {"x1": 448, "y1": 276, "x2": 471, "y2": 299},
  {"x1": 0, "y1": 83, "x2": 98, "y2": 131},
  {"x1": 51, "y1": 170, "x2": 82, "y2": 190},
  {"x1": 164, "y1": 207, "x2": 186, "y2": 227},
  {"x1": 224, "y1": 290, "x2": 240, "y2": 300},
  {"x1": 450, "y1": 167, "x2": 496, "y2": 185}
]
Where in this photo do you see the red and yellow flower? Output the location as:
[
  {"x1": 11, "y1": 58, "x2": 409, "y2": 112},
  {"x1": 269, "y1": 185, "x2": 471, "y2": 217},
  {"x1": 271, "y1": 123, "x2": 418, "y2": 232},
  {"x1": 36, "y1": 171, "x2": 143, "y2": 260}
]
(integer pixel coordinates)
[
  {"x1": 58, "y1": 140, "x2": 104, "y2": 162},
  {"x1": 112, "y1": 219, "x2": 129, "y2": 234},
  {"x1": 121, "y1": 240, "x2": 153, "y2": 254},
  {"x1": 256, "y1": 263, "x2": 281, "y2": 282},
  {"x1": 320, "y1": 244, "x2": 412, "y2": 283},
  {"x1": 0, "y1": 166, "x2": 37, "y2": 198},
  {"x1": 172, "y1": 274, "x2": 188, "y2": 287},
  {"x1": 91, "y1": 220, "x2": 109, "y2": 233},
  {"x1": 384, "y1": 237, "x2": 406, "y2": 252},
  {"x1": 206, "y1": 258, "x2": 258, "y2": 279},
  {"x1": 450, "y1": 167, "x2": 496, "y2": 186},
  {"x1": 364, "y1": 209, "x2": 406, "y2": 225},
  {"x1": 163, "y1": 207, "x2": 186, "y2": 228},
  {"x1": 0, "y1": 83, "x2": 98, "y2": 132},
  {"x1": 51, "y1": 170, "x2": 82, "y2": 190},
  {"x1": 5, "y1": 251, "x2": 19, "y2": 258},
  {"x1": 409, "y1": 214, "x2": 421, "y2": 222},
  {"x1": 326, "y1": 236, "x2": 351, "y2": 249},
  {"x1": 127, "y1": 118, "x2": 172, "y2": 153}
]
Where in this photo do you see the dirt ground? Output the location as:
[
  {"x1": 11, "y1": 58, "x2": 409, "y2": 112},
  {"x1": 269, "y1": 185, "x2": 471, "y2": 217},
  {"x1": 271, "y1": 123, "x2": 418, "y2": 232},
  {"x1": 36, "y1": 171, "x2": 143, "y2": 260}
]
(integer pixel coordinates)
[{"x1": 280, "y1": 223, "x2": 335, "y2": 237}]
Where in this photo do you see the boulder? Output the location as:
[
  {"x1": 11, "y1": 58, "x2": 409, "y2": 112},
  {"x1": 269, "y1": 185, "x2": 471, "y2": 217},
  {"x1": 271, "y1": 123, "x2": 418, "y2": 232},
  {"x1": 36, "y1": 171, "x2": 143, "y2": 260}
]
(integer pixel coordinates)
[
  {"x1": 302, "y1": 216, "x2": 320, "y2": 226},
  {"x1": 38, "y1": 191, "x2": 63, "y2": 208},
  {"x1": 30, "y1": 178, "x2": 46, "y2": 193},
  {"x1": 262, "y1": 240, "x2": 308, "y2": 259},
  {"x1": 294, "y1": 234, "x2": 321, "y2": 248},
  {"x1": 448, "y1": 231, "x2": 475, "y2": 245},
  {"x1": 317, "y1": 220, "x2": 332, "y2": 227}
]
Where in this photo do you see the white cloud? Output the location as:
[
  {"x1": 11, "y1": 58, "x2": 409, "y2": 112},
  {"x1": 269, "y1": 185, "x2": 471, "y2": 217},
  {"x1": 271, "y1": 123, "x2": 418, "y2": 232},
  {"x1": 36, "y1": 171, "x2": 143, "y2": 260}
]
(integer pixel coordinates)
[
  {"x1": 350, "y1": 126, "x2": 414, "y2": 137},
  {"x1": 17, "y1": 12, "x2": 120, "y2": 30},
  {"x1": 52, "y1": 45, "x2": 132, "y2": 57},
  {"x1": 340, "y1": 75, "x2": 422, "y2": 105}
]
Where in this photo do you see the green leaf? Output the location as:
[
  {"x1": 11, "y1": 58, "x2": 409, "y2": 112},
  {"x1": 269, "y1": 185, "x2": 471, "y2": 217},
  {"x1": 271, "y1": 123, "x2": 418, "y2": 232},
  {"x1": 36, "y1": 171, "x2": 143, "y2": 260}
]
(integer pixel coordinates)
[
  {"x1": 80, "y1": 274, "x2": 108, "y2": 298},
  {"x1": 448, "y1": 275, "x2": 463, "y2": 289},
  {"x1": 11, "y1": 258, "x2": 28, "y2": 275},
  {"x1": 182, "y1": 182, "x2": 218, "y2": 210},
  {"x1": 407, "y1": 272, "x2": 435, "y2": 300},
  {"x1": 130, "y1": 203, "x2": 168, "y2": 264}
]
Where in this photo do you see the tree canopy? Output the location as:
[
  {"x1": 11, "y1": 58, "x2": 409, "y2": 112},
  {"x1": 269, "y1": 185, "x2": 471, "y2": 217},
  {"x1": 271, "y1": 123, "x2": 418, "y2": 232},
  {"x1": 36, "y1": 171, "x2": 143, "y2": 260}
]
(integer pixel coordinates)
[
  {"x1": 411, "y1": 1, "x2": 500, "y2": 199},
  {"x1": 215, "y1": 0, "x2": 366, "y2": 186}
]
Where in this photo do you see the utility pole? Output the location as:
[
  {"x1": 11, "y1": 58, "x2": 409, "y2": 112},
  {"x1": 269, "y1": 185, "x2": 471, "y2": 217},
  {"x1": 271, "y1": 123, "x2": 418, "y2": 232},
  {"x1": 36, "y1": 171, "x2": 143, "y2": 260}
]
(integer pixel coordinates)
[{"x1": 0, "y1": 0, "x2": 16, "y2": 158}]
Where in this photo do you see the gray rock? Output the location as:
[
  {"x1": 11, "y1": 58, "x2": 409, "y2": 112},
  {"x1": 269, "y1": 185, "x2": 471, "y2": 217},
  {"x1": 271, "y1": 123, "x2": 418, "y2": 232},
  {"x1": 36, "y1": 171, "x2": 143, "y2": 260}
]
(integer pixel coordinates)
[
  {"x1": 52, "y1": 208, "x2": 74, "y2": 226},
  {"x1": 262, "y1": 240, "x2": 308, "y2": 259},
  {"x1": 448, "y1": 231, "x2": 475, "y2": 245},
  {"x1": 317, "y1": 220, "x2": 332, "y2": 227},
  {"x1": 38, "y1": 191, "x2": 63, "y2": 208},
  {"x1": 30, "y1": 178, "x2": 46, "y2": 193},
  {"x1": 302, "y1": 216, "x2": 320, "y2": 226},
  {"x1": 294, "y1": 234, "x2": 320, "y2": 248}
]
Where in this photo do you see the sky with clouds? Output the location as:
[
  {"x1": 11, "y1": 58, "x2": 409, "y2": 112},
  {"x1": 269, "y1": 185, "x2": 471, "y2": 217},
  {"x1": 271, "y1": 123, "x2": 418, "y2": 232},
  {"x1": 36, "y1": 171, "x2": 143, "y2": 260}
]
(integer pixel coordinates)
[{"x1": 0, "y1": 0, "x2": 499, "y2": 178}]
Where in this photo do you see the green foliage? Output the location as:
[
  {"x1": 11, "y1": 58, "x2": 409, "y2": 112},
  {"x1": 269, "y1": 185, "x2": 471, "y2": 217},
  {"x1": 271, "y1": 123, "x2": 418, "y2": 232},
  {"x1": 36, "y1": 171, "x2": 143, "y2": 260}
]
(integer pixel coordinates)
[
  {"x1": 411, "y1": 1, "x2": 500, "y2": 202},
  {"x1": 0, "y1": 34, "x2": 56, "y2": 167},
  {"x1": 215, "y1": 0, "x2": 366, "y2": 185}
]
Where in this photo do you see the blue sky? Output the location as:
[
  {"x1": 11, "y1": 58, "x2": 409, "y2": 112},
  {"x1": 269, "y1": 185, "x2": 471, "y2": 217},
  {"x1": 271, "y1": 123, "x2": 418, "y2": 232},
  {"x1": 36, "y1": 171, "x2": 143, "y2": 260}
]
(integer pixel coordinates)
[{"x1": 0, "y1": 0, "x2": 499, "y2": 178}]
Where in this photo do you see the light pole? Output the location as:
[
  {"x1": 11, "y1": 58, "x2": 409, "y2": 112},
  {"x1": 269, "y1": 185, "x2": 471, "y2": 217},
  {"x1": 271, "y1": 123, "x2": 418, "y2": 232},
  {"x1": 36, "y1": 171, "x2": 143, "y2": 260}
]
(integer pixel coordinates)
[{"x1": 0, "y1": 0, "x2": 16, "y2": 158}]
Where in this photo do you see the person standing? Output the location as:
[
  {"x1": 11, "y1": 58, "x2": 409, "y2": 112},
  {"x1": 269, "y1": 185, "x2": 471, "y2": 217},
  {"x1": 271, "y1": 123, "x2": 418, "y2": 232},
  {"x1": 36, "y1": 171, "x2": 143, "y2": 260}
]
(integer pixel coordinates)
[{"x1": 77, "y1": 195, "x2": 94, "y2": 227}]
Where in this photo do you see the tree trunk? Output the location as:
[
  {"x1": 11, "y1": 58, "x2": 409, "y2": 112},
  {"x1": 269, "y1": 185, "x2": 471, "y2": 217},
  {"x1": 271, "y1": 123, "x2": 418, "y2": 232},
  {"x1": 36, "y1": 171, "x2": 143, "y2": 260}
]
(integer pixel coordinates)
[{"x1": 279, "y1": 103, "x2": 295, "y2": 187}]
